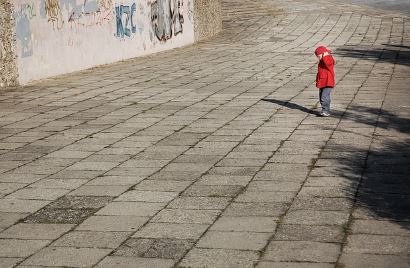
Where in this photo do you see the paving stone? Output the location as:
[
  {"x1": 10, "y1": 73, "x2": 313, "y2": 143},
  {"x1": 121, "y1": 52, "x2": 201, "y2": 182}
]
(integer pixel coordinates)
[
  {"x1": 0, "y1": 223, "x2": 74, "y2": 240},
  {"x1": 0, "y1": 183, "x2": 27, "y2": 196},
  {"x1": 49, "y1": 170, "x2": 103, "y2": 180},
  {"x1": 290, "y1": 197, "x2": 354, "y2": 211},
  {"x1": 0, "y1": 212, "x2": 29, "y2": 228},
  {"x1": 134, "y1": 223, "x2": 209, "y2": 240},
  {"x1": 338, "y1": 253, "x2": 410, "y2": 268},
  {"x1": 68, "y1": 185, "x2": 129, "y2": 196},
  {"x1": 48, "y1": 195, "x2": 113, "y2": 209},
  {"x1": 254, "y1": 170, "x2": 308, "y2": 182},
  {"x1": 345, "y1": 234, "x2": 410, "y2": 254},
  {"x1": 96, "y1": 201, "x2": 166, "y2": 216},
  {"x1": 116, "y1": 190, "x2": 179, "y2": 202},
  {"x1": 256, "y1": 262, "x2": 334, "y2": 268},
  {"x1": 23, "y1": 207, "x2": 97, "y2": 224},
  {"x1": 298, "y1": 186, "x2": 356, "y2": 198},
  {"x1": 197, "y1": 175, "x2": 252, "y2": 186},
  {"x1": 0, "y1": 174, "x2": 45, "y2": 184},
  {"x1": 235, "y1": 191, "x2": 294, "y2": 203},
  {"x1": 5, "y1": 187, "x2": 70, "y2": 200},
  {"x1": 133, "y1": 180, "x2": 191, "y2": 192},
  {"x1": 0, "y1": 239, "x2": 50, "y2": 257},
  {"x1": 114, "y1": 238, "x2": 194, "y2": 259},
  {"x1": 275, "y1": 224, "x2": 344, "y2": 242},
  {"x1": 30, "y1": 178, "x2": 88, "y2": 189},
  {"x1": 263, "y1": 241, "x2": 340, "y2": 262},
  {"x1": 66, "y1": 161, "x2": 118, "y2": 171},
  {"x1": 247, "y1": 181, "x2": 301, "y2": 192},
  {"x1": 87, "y1": 175, "x2": 145, "y2": 186},
  {"x1": 76, "y1": 215, "x2": 148, "y2": 232},
  {"x1": 179, "y1": 248, "x2": 259, "y2": 268},
  {"x1": 152, "y1": 209, "x2": 220, "y2": 224},
  {"x1": 210, "y1": 216, "x2": 277, "y2": 233},
  {"x1": 208, "y1": 167, "x2": 260, "y2": 176},
  {"x1": 0, "y1": 199, "x2": 49, "y2": 213},
  {"x1": 148, "y1": 171, "x2": 203, "y2": 181},
  {"x1": 283, "y1": 210, "x2": 350, "y2": 225},
  {"x1": 52, "y1": 231, "x2": 131, "y2": 249},
  {"x1": 304, "y1": 176, "x2": 358, "y2": 187},
  {"x1": 22, "y1": 247, "x2": 111, "y2": 267},
  {"x1": 350, "y1": 219, "x2": 410, "y2": 236},
  {"x1": 96, "y1": 256, "x2": 175, "y2": 268},
  {"x1": 182, "y1": 185, "x2": 244, "y2": 197},
  {"x1": 217, "y1": 158, "x2": 266, "y2": 167},
  {"x1": 0, "y1": 257, "x2": 23, "y2": 268},
  {"x1": 168, "y1": 197, "x2": 231, "y2": 210},
  {"x1": 197, "y1": 231, "x2": 271, "y2": 250},
  {"x1": 224, "y1": 202, "x2": 287, "y2": 217}
]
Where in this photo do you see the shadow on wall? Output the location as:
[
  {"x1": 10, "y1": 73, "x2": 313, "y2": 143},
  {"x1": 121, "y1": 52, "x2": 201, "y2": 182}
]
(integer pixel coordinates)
[{"x1": 335, "y1": 45, "x2": 410, "y2": 66}]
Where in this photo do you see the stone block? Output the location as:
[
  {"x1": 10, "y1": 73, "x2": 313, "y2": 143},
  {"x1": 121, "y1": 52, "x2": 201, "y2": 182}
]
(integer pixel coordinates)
[
  {"x1": 152, "y1": 209, "x2": 220, "y2": 224},
  {"x1": 134, "y1": 223, "x2": 209, "y2": 240},
  {"x1": 210, "y1": 216, "x2": 277, "y2": 233},
  {"x1": 53, "y1": 231, "x2": 132, "y2": 249},
  {"x1": 76, "y1": 215, "x2": 148, "y2": 232},
  {"x1": 22, "y1": 247, "x2": 111, "y2": 267},
  {"x1": 0, "y1": 239, "x2": 50, "y2": 258},
  {"x1": 0, "y1": 223, "x2": 73, "y2": 240},
  {"x1": 263, "y1": 241, "x2": 340, "y2": 262},
  {"x1": 197, "y1": 231, "x2": 271, "y2": 250},
  {"x1": 179, "y1": 248, "x2": 259, "y2": 268}
]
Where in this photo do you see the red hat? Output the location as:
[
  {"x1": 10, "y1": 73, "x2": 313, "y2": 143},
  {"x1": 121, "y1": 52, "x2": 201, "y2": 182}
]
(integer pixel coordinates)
[{"x1": 315, "y1": 46, "x2": 332, "y2": 56}]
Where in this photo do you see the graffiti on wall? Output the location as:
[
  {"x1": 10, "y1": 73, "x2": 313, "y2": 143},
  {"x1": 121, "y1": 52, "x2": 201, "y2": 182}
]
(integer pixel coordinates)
[
  {"x1": 44, "y1": 0, "x2": 64, "y2": 29},
  {"x1": 15, "y1": 3, "x2": 37, "y2": 57},
  {"x1": 39, "y1": 0, "x2": 115, "y2": 30},
  {"x1": 115, "y1": 3, "x2": 137, "y2": 38},
  {"x1": 150, "y1": 0, "x2": 184, "y2": 42},
  {"x1": 67, "y1": 0, "x2": 114, "y2": 30}
]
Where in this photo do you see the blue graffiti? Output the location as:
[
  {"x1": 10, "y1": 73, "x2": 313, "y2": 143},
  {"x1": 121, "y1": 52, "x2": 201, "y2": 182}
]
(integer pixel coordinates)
[
  {"x1": 15, "y1": 8, "x2": 33, "y2": 57},
  {"x1": 115, "y1": 3, "x2": 136, "y2": 38}
]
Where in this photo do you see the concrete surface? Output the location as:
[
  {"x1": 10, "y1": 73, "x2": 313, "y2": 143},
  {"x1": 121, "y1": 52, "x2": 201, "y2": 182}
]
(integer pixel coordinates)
[{"x1": 0, "y1": 0, "x2": 409, "y2": 267}]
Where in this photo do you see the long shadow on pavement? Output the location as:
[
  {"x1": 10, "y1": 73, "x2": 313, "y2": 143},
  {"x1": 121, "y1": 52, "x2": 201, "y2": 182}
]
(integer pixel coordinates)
[
  {"x1": 261, "y1": 98, "x2": 319, "y2": 115},
  {"x1": 261, "y1": 98, "x2": 410, "y2": 228},
  {"x1": 325, "y1": 105, "x2": 410, "y2": 229},
  {"x1": 335, "y1": 46, "x2": 410, "y2": 66}
]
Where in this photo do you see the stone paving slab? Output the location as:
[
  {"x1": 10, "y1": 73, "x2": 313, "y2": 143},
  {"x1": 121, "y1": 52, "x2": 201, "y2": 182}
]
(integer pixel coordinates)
[{"x1": 0, "y1": 0, "x2": 409, "y2": 267}]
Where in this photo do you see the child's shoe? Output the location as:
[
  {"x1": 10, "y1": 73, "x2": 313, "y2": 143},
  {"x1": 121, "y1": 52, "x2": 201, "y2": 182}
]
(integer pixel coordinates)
[{"x1": 320, "y1": 111, "x2": 330, "y2": 117}]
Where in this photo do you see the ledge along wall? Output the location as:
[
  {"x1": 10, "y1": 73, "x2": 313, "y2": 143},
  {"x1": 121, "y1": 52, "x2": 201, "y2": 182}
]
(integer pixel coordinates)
[{"x1": 2, "y1": 0, "x2": 221, "y2": 86}]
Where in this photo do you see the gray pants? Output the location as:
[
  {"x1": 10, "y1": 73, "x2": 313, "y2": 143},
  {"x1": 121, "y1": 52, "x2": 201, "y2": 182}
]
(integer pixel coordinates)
[{"x1": 319, "y1": 87, "x2": 332, "y2": 113}]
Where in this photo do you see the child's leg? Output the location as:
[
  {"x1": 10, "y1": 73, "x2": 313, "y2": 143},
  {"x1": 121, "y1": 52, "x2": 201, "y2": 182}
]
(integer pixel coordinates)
[{"x1": 319, "y1": 87, "x2": 331, "y2": 113}]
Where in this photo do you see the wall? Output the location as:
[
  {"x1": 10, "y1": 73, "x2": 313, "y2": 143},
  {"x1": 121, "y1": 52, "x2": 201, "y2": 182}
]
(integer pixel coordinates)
[
  {"x1": 13, "y1": 0, "x2": 195, "y2": 85},
  {"x1": 0, "y1": 0, "x2": 222, "y2": 86},
  {"x1": 0, "y1": 1, "x2": 18, "y2": 87},
  {"x1": 193, "y1": 0, "x2": 222, "y2": 42}
]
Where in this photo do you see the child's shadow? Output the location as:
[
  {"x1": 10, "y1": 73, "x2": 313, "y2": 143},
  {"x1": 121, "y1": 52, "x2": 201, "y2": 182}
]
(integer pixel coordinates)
[{"x1": 261, "y1": 98, "x2": 319, "y2": 115}]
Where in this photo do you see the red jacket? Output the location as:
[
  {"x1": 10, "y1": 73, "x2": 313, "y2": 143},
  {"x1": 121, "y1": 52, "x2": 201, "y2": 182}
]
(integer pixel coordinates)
[{"x1": 316, "y1": 55, "x2": 335, "y2": 88}]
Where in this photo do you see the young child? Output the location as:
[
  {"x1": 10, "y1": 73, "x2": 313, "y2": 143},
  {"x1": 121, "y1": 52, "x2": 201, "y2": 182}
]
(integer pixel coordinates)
[{"x1": 315, "y1": 46, "x2": 335, "y2": 117}]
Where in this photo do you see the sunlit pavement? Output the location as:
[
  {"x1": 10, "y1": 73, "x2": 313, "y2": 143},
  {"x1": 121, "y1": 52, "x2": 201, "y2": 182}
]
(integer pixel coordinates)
[{"x1": 0, "y1": 0, "x2": 409, "y2": 267}]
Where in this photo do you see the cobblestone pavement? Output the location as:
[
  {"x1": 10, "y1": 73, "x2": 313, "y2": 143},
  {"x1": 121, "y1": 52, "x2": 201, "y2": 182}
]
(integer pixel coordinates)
[{"x1": 0, "y1": 0, "x2": 409, "y2": 267}]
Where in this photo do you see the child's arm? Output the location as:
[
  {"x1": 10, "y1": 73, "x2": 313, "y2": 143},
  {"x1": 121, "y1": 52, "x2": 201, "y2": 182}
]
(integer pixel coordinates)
[{"x1": 321, "y1": 55, "x2": 335, "y2": 70}]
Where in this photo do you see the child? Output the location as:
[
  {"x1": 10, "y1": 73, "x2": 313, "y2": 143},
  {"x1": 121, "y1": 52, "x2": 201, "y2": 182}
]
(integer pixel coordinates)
[{"x1": 315, "y1": 46, "x2": 335, "y2": 117}]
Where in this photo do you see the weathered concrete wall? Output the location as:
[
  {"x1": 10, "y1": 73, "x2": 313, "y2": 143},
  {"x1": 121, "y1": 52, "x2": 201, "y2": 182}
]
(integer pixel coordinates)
[
  {"x1": 0, "y1": 0, "x2": 18, "y2": 87},
  {"x1": 0, "y1": 0, "x2": 222, "y2": 87},
  {"x1": 13, "y1": 0, "x2": 195, "y2": 85},
  {"x1": 193, "y1": 0, "x2": 222, "y2": 41}
]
